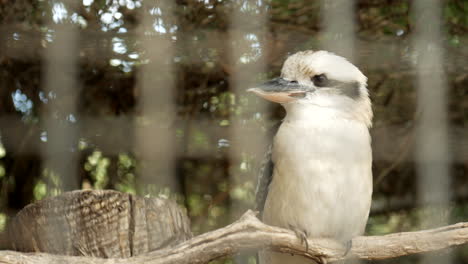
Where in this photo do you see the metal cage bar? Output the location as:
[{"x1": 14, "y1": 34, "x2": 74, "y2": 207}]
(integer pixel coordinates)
[
  {"x1": 134, "y1": 0, "x2": 178, "y2": 193},
  {"x1": 228, "y1": 0, "x2": 269, "y2": 216},
  {"x1": 412, "y1": 0, "x2": 452, "y2": 263},
  {"x1": 40, "y1": 0, "x2": 80, "y2": 192},
  {"x1": 320, "y1": 0, "x2": 356, "y2": 60}
]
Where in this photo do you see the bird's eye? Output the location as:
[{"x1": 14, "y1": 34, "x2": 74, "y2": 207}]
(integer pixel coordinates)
[{"x1": 311, "y1": 74, "x2": 328, "y2": 87}]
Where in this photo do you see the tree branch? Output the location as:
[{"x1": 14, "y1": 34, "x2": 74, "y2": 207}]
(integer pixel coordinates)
[{"x1": 1, "y1": 210, "x2": 467, "y2": 264}]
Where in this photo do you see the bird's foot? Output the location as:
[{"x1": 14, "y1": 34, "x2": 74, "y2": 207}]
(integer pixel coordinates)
[
  {"x1": 342, "y1": 239, "x2": 352, "y2": 257},
  {"x1": 319, "y1": 256, "x2": 328, "y2": 264},
  {"x1": 288, "y1": 225, "x2": 309, "y2": 252}
]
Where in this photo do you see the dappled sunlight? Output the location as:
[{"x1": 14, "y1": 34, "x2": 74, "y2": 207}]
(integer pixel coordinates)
[
  {"x1": 51, "y1": 2, "x2": 68, "y2": 24},
  {"x1": 11, "y1": 89, "x2": 33, "y2": 116}
]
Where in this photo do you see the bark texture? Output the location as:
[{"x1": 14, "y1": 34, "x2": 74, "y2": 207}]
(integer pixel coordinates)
[{"x1": 4, "y1": 190, "x2": 192, "y2": 258}]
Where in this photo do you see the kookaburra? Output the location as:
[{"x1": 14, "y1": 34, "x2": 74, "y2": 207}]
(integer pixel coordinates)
[{"x1": 249, "y1": 50, "x2": 373, "y2": 264}]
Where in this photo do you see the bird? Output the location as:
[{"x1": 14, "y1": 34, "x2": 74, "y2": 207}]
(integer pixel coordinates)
[{"x1": 249, "y1": 50, "x2": 373, "y2": 264}]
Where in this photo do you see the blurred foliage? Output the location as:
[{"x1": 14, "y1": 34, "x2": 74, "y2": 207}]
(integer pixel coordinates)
[
  {"x1": 84, "y1": 150, "x2": 111, "y2": 189},
  {"x1": 0, "y1": 213, "x2": 5, "y2": 233},
  {"x1": 0, "y1": 0, "x2": 467, "y2": 263},
  {"x1": 115, "y1": 153, "x2": 137, "y2": 194}
]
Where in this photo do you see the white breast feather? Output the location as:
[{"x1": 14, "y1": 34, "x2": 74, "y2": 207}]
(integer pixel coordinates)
[{"x1": 260, "y1": 104, "x2": 372, "y2": 264}]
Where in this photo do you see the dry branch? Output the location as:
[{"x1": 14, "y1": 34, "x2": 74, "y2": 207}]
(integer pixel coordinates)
[{"x1": 1, "y1": 210, "x2": 467, "y2": 264}]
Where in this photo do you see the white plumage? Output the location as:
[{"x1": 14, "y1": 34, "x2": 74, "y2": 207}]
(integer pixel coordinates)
[{"x1": 250, "y1": 50, "x2": 373, "y2": 264}]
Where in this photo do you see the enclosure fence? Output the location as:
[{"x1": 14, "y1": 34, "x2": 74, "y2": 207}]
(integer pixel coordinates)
[{"x1": 0, "y1": 0, "x2": 460, "y2": 263}]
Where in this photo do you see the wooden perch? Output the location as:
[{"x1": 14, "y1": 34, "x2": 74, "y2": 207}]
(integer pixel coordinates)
[{"x1": 1, "y1": 210, "x2": 467, "y2": 264}]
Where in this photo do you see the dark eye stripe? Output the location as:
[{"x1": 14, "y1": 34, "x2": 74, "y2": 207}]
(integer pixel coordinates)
[
  {"x1": 337, "y1": 81, "x2": 361, "y2": 99},
  {"x1": 311, "y1": 74, "x2": 361, "y2": 99}
]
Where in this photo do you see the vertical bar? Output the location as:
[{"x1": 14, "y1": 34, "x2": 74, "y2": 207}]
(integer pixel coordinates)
[
  {"x1": 135, "y1": 1, "x2": 177, "y2": 193},
  {"x1": 228, "y1": 3, "x2": 268, "y2": 262},
  {"x1": 412, "y1": 0, "x2": 451, "y2": 263},
  {"x1": 41, "y1": 0, "x2": 80, "y2": 192},
  {"x1": 321, "y1": 2, "x2": 363, "y2": 264},
  {"x1": 320, "y1": 0, "x2": 355, "y2": 60},
  {"x1": 229, "y1": 0, "x2": 268, "y2": 263},
  {"x1": 228, "y1": 0, "x2": 268, "y2": 217}
]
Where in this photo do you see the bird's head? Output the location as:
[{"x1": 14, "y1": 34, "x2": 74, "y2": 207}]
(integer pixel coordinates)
[{"x1": 248, "y1": 50, "x2": 372, "y2": 126}]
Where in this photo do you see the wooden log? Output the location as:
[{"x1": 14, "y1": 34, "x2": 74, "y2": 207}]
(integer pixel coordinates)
[{"x1": 4, "y1": 190, "x2": 192, "y2": 258}]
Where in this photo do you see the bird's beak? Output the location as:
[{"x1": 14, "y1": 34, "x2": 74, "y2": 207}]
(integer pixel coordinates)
[{"x1": 247, "y1": 78, "x2": 309, "y2": 103}]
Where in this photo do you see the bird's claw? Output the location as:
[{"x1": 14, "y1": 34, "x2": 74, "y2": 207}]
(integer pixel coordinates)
[
  {"x1": 342, "y1": 239, "x2": 352, "y2": 257},
  {"x1": 288, "y1": 225, "x2": 309, "y2": 252},
  {"x1": 319, "y1": 256, "x2": 328, "y2": 264}
]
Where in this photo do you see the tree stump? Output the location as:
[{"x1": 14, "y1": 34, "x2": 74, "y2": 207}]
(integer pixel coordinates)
[{"x1": 5, "y1": 190, "x2": 192, "y2": 258}]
